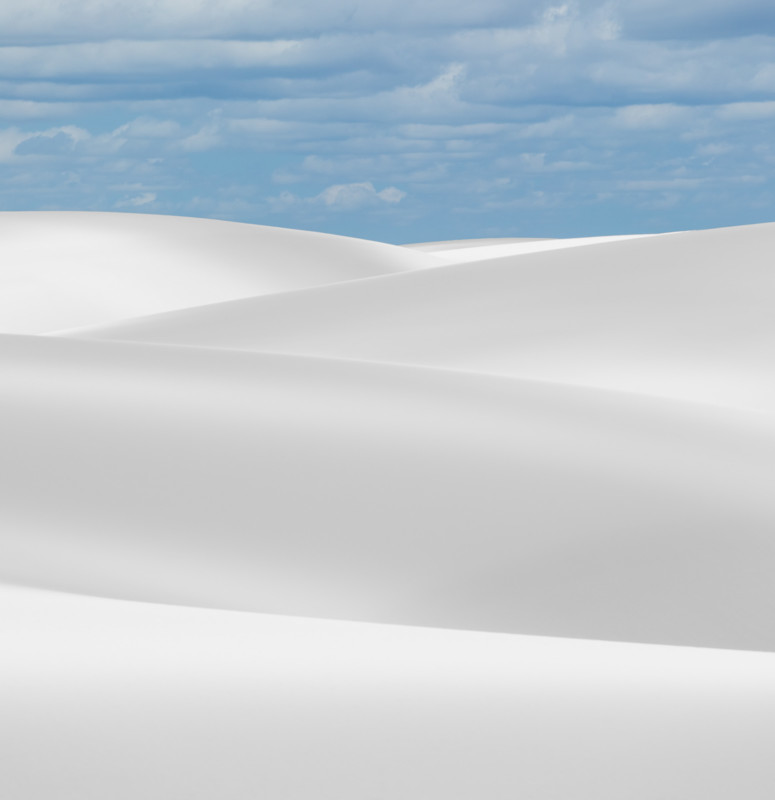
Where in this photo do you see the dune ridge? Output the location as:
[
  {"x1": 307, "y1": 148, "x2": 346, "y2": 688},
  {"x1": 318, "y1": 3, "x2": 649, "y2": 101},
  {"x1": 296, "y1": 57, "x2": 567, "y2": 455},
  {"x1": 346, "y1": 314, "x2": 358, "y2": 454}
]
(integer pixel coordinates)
[
  {"x1": 2, "y1": 330, "x2": 775, "y2": 651},
  {"x1": 0, "y1": 211, "x2": 434, "y2": 335},
  {"x1": 68, "y1": 222, "x2": 775, "y2": 413}
]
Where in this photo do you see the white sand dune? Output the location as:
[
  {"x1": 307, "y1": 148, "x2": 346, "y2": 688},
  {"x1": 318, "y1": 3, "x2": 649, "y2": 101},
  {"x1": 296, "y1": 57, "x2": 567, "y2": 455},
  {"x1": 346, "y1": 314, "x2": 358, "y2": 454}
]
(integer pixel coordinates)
[
  {"x1": 2, "y1": 331, "x2": 775, "y2": 651},
  {"x1": 4, "y1": 582, "x2": 775, "y2": 800},
  {"x1": 3, "y1": 211, "x2": 775, "y2": 798},
  {"x1": 404, "y1": 235, "x2": 553, "y2": 251},
  {"x1": 73, "y1": 222, "x2": 775, "y2": 412},
  {"x1": 409, "y1": 231, "x2": 662, "y2": 262},
  {"x1": 0, "y1": 211, "x2": 432, "y2": 335}
]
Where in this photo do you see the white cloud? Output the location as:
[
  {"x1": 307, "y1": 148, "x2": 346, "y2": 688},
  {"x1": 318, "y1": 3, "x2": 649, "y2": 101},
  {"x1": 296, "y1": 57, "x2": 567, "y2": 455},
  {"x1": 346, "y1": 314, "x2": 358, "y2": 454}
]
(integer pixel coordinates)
[
  {"x1": 301, "y1": 155, "x2": 337, "y2": 173},
  {"x1": 318, "y1": 182, "x2": 406, "y2": 209},
  {"x1": 621, "y1": 178, "x2": 704, "y2": 191},
  {"x1": 695, "y1": 142, "x2": 732, "y2": 158},
  {"x1": 716, "y1": 101, "x2": 775, "y2": 120},
  {"x1": 180, "y1": 122, "x2": 221, "y2": 152},
  {"x1": 115, "y1": 191, "x2": 157, "y2": 207},
  {"x1": 12, "y1": 125, "x2": 89, "y2": 157},
  {"x1": 374, "y1": 185, "x2": 406, "y2": 203},
  {"x1": 0, "y1": 127, "x2": 26, "y2": 162},
  {"x1": 0, "y1": 99, "x2": 78, "y2": 118},
  {"x1": 268, "y1": 182, "x2": 407, "y2": 213},
  {"x1": 520, "y1": 152, "x2": 546, "y2": 170},
  {"x1": 121, "y1": 118, "x2": 182, "y2": 139},
  {"x1": 614, "y1": 104, "x2": 688, "y2": 130},
  {"x1": 0, "y1": 39, "x2": 302, "y2": 80}
]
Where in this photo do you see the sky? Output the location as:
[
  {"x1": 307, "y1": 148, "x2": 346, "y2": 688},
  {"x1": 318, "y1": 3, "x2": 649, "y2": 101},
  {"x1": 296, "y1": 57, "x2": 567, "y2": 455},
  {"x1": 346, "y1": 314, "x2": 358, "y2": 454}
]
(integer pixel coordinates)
[{"x1": 0, "y1": 0, "x2": 774, "y2": 243}]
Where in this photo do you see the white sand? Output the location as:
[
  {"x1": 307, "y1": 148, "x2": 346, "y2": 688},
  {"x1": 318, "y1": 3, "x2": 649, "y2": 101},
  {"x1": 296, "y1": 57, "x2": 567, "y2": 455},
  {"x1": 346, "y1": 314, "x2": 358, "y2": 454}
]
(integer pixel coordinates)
[
  {"x1": 0, "y1": 211, "x2": 433, "y2": 334},
  {"x1": 3, "y1": 582, "x2": 775, "y2": 800},
  {"x1": 2, "y1": 212, "x2": 775, "y2": 798}
]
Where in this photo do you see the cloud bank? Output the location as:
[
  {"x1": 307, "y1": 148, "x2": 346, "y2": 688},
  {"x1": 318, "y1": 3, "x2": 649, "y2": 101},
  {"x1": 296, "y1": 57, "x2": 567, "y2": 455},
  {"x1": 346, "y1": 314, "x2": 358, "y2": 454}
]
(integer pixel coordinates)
[{"x1": 0, "y1": 0, "x2": 773, "y2": 240}]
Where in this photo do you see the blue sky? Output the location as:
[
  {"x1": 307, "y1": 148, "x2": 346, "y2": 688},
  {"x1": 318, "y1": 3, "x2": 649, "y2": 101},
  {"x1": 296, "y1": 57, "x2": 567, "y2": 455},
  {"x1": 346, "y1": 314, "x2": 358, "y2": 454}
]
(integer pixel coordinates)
[{"x1": 1, "y1": 0, "x2": 774, "y2": 243}]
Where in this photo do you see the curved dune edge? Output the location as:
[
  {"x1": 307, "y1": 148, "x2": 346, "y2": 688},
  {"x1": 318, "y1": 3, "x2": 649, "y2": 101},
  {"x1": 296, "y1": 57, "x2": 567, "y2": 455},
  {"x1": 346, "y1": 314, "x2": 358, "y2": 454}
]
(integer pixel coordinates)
[
  {"x1": 3, "y1": 580, "x2": 775, "y2": 800},
  {"x1": 0, "y1": 211, "x2": 436, "y2": 335},
  {"x1": 67, "y1": 222, "x2": 775, "y2": 413},
  {"x1": 3, "y1": 215, "x2": 775, "y2": 652},
  {"x1": 404, "y1": 236, "x2": 554, "y2": 250},
  {"x1": 408, "y1": 231, "x2": 665, "y2": 263},
  {"x1": 3, "y1": 333, "x2": 775, "y2": 651}
]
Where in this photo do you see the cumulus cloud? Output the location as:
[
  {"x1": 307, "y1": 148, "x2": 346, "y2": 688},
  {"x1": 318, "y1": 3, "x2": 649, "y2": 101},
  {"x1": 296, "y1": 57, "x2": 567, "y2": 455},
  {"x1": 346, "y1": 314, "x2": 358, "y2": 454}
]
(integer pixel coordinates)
[
  {"x1": 14, "y1": 130, "x2": 76, "y2": 155},
  {"x1": 0, "y1": 128, "x2": 26, "y2": 162},
  {"x1": 11, "y1": 125, "x2": 88, "y2": 157}
]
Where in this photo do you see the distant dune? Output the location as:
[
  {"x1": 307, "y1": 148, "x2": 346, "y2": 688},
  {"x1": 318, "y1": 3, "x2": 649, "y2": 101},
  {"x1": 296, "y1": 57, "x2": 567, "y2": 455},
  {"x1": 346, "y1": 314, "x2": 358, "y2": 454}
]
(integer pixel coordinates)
[
  {"x1": 0, "y1": 211, "x2": 432, "y2": 334},
  {"x1": 72, "y1": 222, "x2": 775, "y2": 411},
  {"x1": 3, "y1": 212, "x2": 775, "y2": 799}
]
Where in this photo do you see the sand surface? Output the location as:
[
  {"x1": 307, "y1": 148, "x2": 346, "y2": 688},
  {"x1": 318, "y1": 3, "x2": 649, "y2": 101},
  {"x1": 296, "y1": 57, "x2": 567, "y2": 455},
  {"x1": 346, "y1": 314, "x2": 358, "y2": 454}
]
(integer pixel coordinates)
[{"x1": 2, "y1": 212, "x2": 775, "y2": 798}]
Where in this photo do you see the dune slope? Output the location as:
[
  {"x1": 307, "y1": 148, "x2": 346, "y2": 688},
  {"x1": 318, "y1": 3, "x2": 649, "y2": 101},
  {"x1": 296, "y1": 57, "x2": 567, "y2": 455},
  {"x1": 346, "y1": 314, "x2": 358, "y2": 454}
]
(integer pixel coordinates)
[
  {"x1": 72, "y1": 223, "x2": 775, "y2": 412},
  {"x1": 3, "y1": 582, "x2": 775, "y2": 800},
  {"x1": 3, "y1": 332, "x2": 775, "y2": 650},
  {"x1": 0, "y1": 211, "x2": 433, "y2": 334}
]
